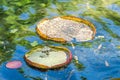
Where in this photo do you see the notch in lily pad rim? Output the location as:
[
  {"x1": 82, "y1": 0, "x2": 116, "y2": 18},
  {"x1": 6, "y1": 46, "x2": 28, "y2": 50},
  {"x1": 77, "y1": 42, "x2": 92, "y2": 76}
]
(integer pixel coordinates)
[
  {"x1": 24, "y1": 45, "x2": 72, "y2": 69},
  {"x1": 36, "y1": 16, "x2": 96, "y2": 43}
]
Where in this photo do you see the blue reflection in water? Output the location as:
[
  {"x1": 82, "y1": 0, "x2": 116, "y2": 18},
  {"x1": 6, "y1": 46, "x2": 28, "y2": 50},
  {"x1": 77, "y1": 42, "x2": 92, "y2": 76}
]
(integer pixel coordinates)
[
  {"x1": 101, "y1": 17, "x2": 120, "y2": 36},
  {"x1": 107, "y1": 4, "x2": 120, "y2": 14},
  {"x1": 19, "y1": 13, "x2": 29, "y2": 20},
  {"x1": 1, "y1": 66, "x2": 28, "y2": 80},
  {"x1": 2, "y1": 5, "x2": 8, "y2": 11},
  {"x1": 29, "y1": 7, "x2": 36, "y2": 14}
]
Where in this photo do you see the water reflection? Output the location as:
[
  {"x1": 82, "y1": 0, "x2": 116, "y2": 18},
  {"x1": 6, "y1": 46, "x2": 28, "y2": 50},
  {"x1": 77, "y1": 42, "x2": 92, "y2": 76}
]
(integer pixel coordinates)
[{"x1": 0, "y1": 0, "x2": 120, "y2": 80}]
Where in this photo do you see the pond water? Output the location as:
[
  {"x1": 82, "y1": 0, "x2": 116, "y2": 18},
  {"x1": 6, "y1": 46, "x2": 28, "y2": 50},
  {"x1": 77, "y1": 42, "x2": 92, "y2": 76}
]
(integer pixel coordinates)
[{"x1": 0, "y1": 0, "x2": 120, "y2": 80}]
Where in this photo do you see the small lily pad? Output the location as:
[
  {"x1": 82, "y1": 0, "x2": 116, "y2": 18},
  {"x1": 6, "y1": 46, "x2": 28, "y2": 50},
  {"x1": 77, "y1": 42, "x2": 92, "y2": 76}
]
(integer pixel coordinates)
[
  {"x1": 6, "y1": 60, "x2": 22, "y2": 69},
  {"x1": 24, "y1": 45, "x2": 72, "y2": 69}
]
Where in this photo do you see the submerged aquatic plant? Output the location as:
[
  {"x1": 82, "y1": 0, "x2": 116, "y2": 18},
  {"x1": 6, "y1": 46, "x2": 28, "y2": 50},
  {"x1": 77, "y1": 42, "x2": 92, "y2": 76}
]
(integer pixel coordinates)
[{"x1": 73, "y1": 56, "x2": 85, "y2": 71}]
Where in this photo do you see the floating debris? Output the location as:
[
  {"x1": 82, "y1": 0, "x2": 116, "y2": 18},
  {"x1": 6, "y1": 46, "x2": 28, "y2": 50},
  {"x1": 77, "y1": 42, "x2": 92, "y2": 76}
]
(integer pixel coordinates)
[
  {"x1": 36, "y1": 16, "x2": 96, "y2": 43},
  {"x1": 6, "y1": 61, "x2": 22, "y2": 69},
  {"x1": 70, "y1": 42, "x2": 75, "y2": 49},
  {"x1": 97, "y1": 44, "x2": 102, "y2": 50},
  {"x1": 24, "y1": 45, "x2": 72, "y2": 69},
  {"x1": 94, "y1": 44, "x2": 102, "y2": 53},
  {"x1": 45, "y1": 72, "x2": 48, "y2": 80},
  {"x1": 73, "y1": 55, "x2": 78, "y2": 63},
  {"x1": 95, "y1": 36, "x2": 105, "y2": 39},
  {"x1": 105, "y1": 60, "x2": 109, "y2": 67},
  {"x1": 67, "y1": 70, "x2": 75, "y2": 80}
]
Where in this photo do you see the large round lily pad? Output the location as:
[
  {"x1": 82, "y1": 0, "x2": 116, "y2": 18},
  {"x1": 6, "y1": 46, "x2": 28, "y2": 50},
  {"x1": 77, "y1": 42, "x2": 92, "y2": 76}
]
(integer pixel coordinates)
[
  {"x1": 24, "y1": 46, "x2": 72, "y2": 69},
  {"x1": 36, "y1": 16, "x2": 96, "y2": 43}
]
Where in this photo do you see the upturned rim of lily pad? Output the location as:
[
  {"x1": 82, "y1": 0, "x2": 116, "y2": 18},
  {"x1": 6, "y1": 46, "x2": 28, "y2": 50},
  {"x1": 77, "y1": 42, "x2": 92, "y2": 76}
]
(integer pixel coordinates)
[
  {"x1": 24, "y1": 45, "x2": 72, "y2": 69},
  {"x1": 36, "y1": 16, "x2": 96, "y2": 43}
]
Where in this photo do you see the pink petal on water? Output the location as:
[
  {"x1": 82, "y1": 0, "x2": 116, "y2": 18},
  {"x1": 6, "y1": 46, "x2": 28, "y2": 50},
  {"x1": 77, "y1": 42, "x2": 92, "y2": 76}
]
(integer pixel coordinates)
[{"x1": 6, "y1": 61, "x2": 22, "y2": 69}]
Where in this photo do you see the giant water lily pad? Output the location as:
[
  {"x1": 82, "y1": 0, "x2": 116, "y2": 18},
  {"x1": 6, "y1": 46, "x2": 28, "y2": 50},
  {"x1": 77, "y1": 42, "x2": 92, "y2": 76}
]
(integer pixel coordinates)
[
  {"x1": 24, "y1": 46, "x2": 72, "y2": 69},
  {"x1": 36, "y1": 16, "x2": 96, "y2": 43}
]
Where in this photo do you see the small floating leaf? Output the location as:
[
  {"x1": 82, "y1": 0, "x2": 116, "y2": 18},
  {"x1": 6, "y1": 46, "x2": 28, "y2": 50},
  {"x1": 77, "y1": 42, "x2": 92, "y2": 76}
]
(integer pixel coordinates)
[{"x1": 6, "y1": 60, "x2": 22, "y2": 69}]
